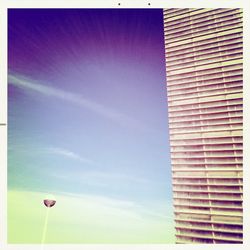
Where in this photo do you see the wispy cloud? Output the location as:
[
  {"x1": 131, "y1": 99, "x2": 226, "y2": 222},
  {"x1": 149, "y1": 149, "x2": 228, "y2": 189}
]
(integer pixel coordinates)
[
  {"x1": 58, "y1": 191, "x2": 173, "y2": 221},
  {"x1": 8, "y1": 73, "x2": 142, "y2": 129},
  {"x1": 47, "y1": 146, "x2": 95, "y2": 165},
  {"x1": 50, "y1": 168, "x2": 166, "y2": 189},
  {"x1": 8, "y1": 142, "x2": 96, "y2": 166}
]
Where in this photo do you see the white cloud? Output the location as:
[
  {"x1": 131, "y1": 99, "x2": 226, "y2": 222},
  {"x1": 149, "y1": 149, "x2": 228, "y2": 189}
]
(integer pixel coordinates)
[
  {"x1": 51, "y1": 168, "x2": 162, "y2": 188},
  {"x1": 56, "y1": 191, "x2": 173, "y2": 221},
  {"x1": 8, "y1": 73, "x2": 141, "y2": 128},
  {"x1": 47, "y1": 146, "x2": 95, "y2": 165}
]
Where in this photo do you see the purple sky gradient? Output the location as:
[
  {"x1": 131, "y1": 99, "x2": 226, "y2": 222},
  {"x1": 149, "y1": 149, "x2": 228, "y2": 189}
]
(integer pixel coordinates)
[{"x1": 8, "y1": 8, "x2": 172, "y2": 210}]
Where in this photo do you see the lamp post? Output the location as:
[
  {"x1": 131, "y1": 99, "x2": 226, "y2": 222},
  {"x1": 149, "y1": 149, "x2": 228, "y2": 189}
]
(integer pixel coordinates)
[{"x1": 41, "y1": 196, "x2": 56, "y2": 249}]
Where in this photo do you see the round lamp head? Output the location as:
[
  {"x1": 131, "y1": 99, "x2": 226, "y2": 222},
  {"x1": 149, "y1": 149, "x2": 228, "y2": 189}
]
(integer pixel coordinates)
[
  {"x1": 43, "y1": 194, "x2": 56, "y2": 208},
  {"x1": 44, "y1": 199, "x2": 56, "y2": 207}
]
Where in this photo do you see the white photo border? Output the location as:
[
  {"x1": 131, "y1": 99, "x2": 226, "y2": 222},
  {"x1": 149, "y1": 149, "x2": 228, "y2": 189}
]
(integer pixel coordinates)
[{"x1": 0, "y1": 0, "x2": 249, "y2": 250}]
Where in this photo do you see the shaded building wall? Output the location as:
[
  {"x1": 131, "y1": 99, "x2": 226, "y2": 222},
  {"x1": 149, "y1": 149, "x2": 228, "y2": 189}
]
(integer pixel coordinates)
[{"x1": 163, "y1": 8, "x2": 243, "y2": 243}]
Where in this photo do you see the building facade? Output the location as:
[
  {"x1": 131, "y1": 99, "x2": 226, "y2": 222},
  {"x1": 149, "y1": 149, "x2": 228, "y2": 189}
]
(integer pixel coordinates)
[{"x1": 163, "y1": 8, "x2": 243, "y2": 243}]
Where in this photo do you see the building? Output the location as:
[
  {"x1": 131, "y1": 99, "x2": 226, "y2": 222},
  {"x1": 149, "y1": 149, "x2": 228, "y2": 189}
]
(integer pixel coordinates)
[{"x1": 163, "y1": 8, "x2": 243, "y2": 243}]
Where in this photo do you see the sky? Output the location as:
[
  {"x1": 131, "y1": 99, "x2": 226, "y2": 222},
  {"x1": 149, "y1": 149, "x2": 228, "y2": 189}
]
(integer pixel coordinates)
[{"x1": 8, "y1": 9, "x2": 174, "y2": 243}]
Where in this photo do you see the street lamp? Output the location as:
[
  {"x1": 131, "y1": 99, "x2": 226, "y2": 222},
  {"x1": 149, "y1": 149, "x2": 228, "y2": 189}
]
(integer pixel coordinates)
[{"x1": 41, "y1": 195, "x2": 56, "y2": 249}]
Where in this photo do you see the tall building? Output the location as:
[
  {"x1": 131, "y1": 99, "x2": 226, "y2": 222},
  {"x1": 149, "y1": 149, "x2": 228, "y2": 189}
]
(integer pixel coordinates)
[{"x1": 163, "y1": 8, "x2": 243, "y2": 243}]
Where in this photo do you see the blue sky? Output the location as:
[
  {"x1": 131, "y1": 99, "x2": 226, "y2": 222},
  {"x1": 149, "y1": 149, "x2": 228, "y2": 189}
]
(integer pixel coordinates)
[{"x1": 8, "y1": 9, "x2": 174, "y2": 243}]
